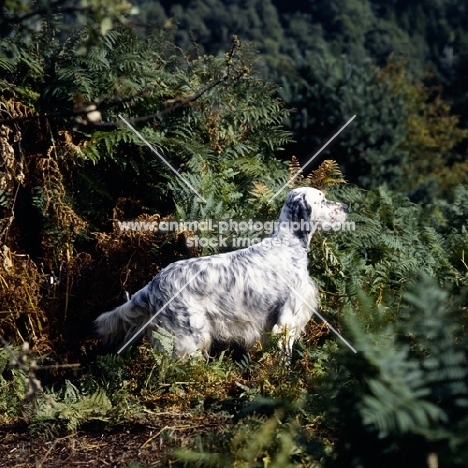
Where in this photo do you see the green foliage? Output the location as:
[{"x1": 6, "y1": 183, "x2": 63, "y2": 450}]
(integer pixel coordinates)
[
  {"x1": 316, "y1": 275, "x2": 468, "y2": 467},
  {"x1": 1, "y1": 0, "x2": 136, "y2": 40},
  {"x1": 151, "y1": 326, "x2": 176, "y2": 357},
  {"x1": 1, "y1": 23, "x2": 291, "y2": 241},
  {"x1": 94, "y1": 354, "x2": 130, "y2": 397},
  {"x1": 30, "y1": 382, "x2": 113, "y2": 436},
  {"x1": 0, "y1": 347, "x2": 28, "y2": 423},
  {"x1": 276, "y1": 52, "x2": 409, "y2": 190},
  {"x1": 377, "y1": 60, "x2": 468, "y2": 202},
  {"x1": 138, "y1": 0, "x2": 468, "y2": 198},
  {"x1": 434, "y1": 184, "x2": 468, "y2": 282},
  {"x1": 176, "y1": 415, "x2": 308, "y2": 468},
  {"x1": 2, "y1": 2, "x2": 468, "y2": 467},
  {"x1": 307, "y1": 184, "x2": 458, "y2": 323}
]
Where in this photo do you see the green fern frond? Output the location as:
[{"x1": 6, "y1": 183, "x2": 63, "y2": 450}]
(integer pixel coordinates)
[{"x1": 152, "y1": 326, "x2": 176, "y2": 356}]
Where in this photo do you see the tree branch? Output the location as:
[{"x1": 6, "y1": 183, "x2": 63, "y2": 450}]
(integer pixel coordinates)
[
  {"x1": 0, "y1": 35, "x2": 246, "y2": 128},
  {"x1": 1, "y1": 0, "x2": 88, "y2": 24},
  {"x1": 0, "y1": 69, "x2": 246, "y2": 128}
]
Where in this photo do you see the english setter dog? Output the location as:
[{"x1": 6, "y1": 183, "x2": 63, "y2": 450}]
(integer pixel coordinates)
[{"x1": 95, "y1": 187, "x2": 348, "y2": 359}]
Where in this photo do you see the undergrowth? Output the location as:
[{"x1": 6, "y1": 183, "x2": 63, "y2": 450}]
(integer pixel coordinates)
[{"x1": 0, "y1": 325, "x2": 329, "y2": 437}]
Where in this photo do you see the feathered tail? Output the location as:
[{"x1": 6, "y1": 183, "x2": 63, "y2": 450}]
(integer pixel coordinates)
[{"x1": 94, "y1": 291, "x2": 151, "y2": 350}]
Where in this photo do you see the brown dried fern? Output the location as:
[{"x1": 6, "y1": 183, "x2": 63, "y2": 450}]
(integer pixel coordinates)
[
  {"x1": 0, "y1": 246, "x2": 46, "y2": 343},
  {"x1": 37, "y1": 155, "x2": 87, "y2": 263},
  {"x1": 1, "y1": 98, "x2": 35, "y2": 119},
  {"x1": 248, "y1": 181, "x2": 274, "y2": 200},
  {"x1": 286, "y1": 157, "x2": 345, "y2": 191},
  {"x1": 306, "y1": 160, "x2": 346, "y2": 190},
  {"x1": 0, "y1": 125, "x2": 25, "y2": 243},
  {"x1": 287, "y1": 155, "x2": 304, "y2": 188}
]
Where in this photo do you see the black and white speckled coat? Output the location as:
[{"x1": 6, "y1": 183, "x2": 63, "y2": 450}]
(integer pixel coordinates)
[{"x1": 95, "y1": 187, "x2": 348, "y2": 359}]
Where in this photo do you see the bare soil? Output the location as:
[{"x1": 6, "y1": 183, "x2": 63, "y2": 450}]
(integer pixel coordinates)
[{"x1": 0, "y1": 413, "x2": 229, "y2": 468}]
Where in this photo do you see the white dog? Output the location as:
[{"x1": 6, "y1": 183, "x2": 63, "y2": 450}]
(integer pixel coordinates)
[{"x1": 95, "y1": 187, "x2": 348, "y2": 359}]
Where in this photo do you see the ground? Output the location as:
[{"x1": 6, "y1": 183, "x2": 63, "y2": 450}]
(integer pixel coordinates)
[{"x1": 0, "y1": 413, "x2": 229, "y2": 467}]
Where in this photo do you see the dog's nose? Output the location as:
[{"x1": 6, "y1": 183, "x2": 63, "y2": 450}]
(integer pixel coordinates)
[{"x1": 342, "y1": 203, "x2": 349, "y2": 213}]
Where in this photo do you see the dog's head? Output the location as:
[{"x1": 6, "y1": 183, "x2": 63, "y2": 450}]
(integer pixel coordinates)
[
  {"x1": 301, "y1": 187, "x2": 348, "y2": 227},
  {"x1": 277, "y1": 187, "x2": 348, "y2": 247}
]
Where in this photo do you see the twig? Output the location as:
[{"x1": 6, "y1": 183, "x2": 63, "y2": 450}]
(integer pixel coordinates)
[
  {"x1": 0, "y1": 107, "x2": 103, "y2": 125},
  {"x1": 2, "y1": 0, "x2": 90, "y2": 25},
  {"x1": 140, "y1": 424, "x2": 205, "y2": 449},
  {"x1": 37, "y1": 439, "x2": 58, "y2": 468},
  {"x1": 0, "y1": 75, "x2": 242, "y2": 127},
  {"x1": 39, "y1": 363, "x2": 80, "y2": 370},
  {"x1": 0, "y1": 37, "x2": 246, "y2": 128}
]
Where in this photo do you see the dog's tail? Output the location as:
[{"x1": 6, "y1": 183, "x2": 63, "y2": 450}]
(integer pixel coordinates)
[{"x1": 94, "y1": 289, "x2": 151, "y2": 351}]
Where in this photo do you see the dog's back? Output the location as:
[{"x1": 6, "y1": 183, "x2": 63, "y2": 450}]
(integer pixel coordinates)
[{"x1": 95, "y1": 188, "x2": 346, "y2": 359}]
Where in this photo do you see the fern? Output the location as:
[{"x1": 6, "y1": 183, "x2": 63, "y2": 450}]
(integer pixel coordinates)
[
  {"x1": 306, "y1": 159, "x2": 346, "y2": 189},
  {"x1": 0, "y1": 348, "x2": 28, "y2": 423},
  {"x1": 30, "y1": 383, "x2": 112, "y2": 435},
  {"x1": 151, "y1": 326, "x2": 176, "y2": 357},
  {"x1": 176, "y1": 415, "x2": 305, "y2": 468},
  {"x1": 323, "y1": 275, "x2": 468, "y2": 467},
  {"x1": 309, "y1": 184, "x2": 459, "y2": 311}
]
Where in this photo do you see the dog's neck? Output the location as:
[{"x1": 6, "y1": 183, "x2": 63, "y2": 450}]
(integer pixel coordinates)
[{"x1": 273, "y1": 214, "x2": 314, "y2": 251}]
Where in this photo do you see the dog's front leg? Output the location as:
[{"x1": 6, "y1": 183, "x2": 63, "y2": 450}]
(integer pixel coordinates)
[{"x1": 271, "y1": 321, "x2": 296, "y2": 363}]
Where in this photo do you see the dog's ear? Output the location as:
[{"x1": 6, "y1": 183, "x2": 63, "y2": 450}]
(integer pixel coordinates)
[
  {"x1": 291, "y1": 193, "x2": 312, "y2": 227},
  {"x1": 288, "y1": 193, "x2": 313, "y2": 248}
]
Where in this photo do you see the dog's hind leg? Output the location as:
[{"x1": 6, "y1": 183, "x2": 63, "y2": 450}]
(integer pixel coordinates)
[{"x1": 149, "y1": 325, "x2": 212, "y2": 360}]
